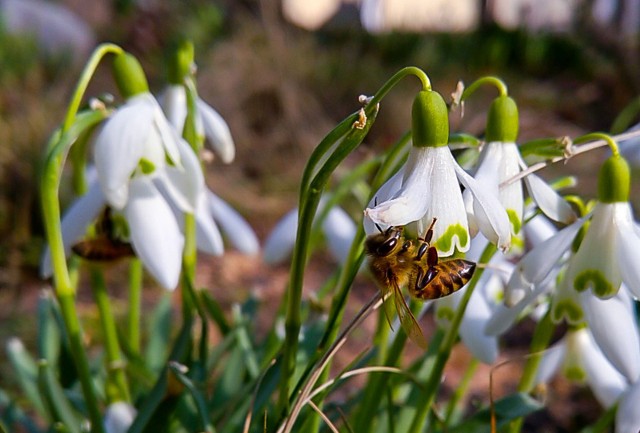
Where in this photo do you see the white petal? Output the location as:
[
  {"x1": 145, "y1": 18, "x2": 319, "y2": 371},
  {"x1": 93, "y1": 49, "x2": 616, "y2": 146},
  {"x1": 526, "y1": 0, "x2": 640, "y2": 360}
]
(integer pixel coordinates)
[
  {"x1": 551, "y1": 274, "x2": 584, "y2": 325},
  {"x1": 125, "y1": 177, "x2": 184, "y2": 290},
  {"x1": 581, "y1": 290, "x2": 640, "y2": 381},
  {"x1": 364, "y1": 168, "x2": 405, "y2": 234},
  {"x1": 94, "y1": 96, "x2": 152, "y2": 209},
  {"x1": 40, "y1": 181, "x2": 106, "y2": 277},
  {"x1": 499, "y1": 143, "x2": 525, "y2": 233},
  {"x1": 208, "y1": 192, "x2": 259, "y2": 255},
  {"x1": 150, "y1": 96, "x2": 182, "y2": 167},
  {"x1": 577, "y1": 330, "x2": 628, "y2": 408},
  {"x1": 282, "y1": 0, "x2": 341, "y2": 30},
  {"x1": 155, "y1": 139, "x2": 204, "y2": 213},
  {"x1": 616, "y1": 379, "x2": 640, "y2": 433},
  {"x1": 197, "y1": 98, "x2": 235, "y2": 164},
  {"x1": 614, "y1": 204, "x2": 640, "y2": 299},
  {"x1": 365, "y1": 146, "x2": 435, "y2": 228},
  {"x1": 523, "y1": 172, "x2": 576, "y2": 224},
  {"x1": 160, "y1": 85, "x2": 187, "y2": 132},
  {"x1": 459, "y1": 283, "x2": 499, "y2": 364},
  {"x1": 104, "y1": 402, "x2": 136, "y2": 433},
  {"x1": 195, "y1": 193, "x2": 224, "y2": 256},
  {"x1": 486, "y1": 279, "x2": 550, "y2": 335},
  {"x1": 263, "y1": 209, "x2": 298, "y2": 265},
  {"x1": 515, "y1": 217, "x2": 585, "y2": 286},
  {"x1": 454, "y1": 157, "x2": 511, "y2": 251},
  {"x1": 523, "y1": 212, "x2": 557, "y2": 247},
  {"x1": 565, "y1": 204, "x2": 622, "y2": 298},
  {"x1": 534, "y1": 341, "x2": 566, "y2": 385},
  {"x1": 321, "y1": 205, "x2": 356, "y2": 264}
]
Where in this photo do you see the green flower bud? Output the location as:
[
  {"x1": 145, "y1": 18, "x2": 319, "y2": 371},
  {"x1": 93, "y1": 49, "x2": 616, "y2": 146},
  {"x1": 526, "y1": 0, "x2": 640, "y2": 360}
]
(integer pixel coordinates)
[
  {"x1": 167, "y1": 40, "x2": 195, "y2": 85},
  {"x1": 112, "y1": 52, "x2": 149, "y2": 99},
  {"x1": 411, "y1": 90, "x2": 449, "y2": 148},
  {"x1": 485, "y1": 95, "x2": 518, "y2": 143},
  {"x1": 597, "y1": 154, "x2": 630, "y2": 203}
]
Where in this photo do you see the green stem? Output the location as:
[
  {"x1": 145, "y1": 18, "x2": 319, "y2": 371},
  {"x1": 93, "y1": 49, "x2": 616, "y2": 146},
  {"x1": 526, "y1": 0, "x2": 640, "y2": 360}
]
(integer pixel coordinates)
[
  {"x1": 89, "y1": 268, "x2": 131, "y2": 403},
  {"x1": 277, "y1": 104, "x2": 379, "y2": 416},
  {"x1": 444, "y1": 358, "x2": 479, "y2": 425},
  {"x1": 62, "y1": 43, "x2": 123, "y2": 134},
  {"x1": 461, "y1": 76, "x2": 508, "y2": 100},
  {"x1": 128, "y1": 259, "x2": 143, "y2": 354},
  {"x1": 509, "y1": 309, "x2": 554, "y2": 433},
  {"x1": 407, "y1": 243, "x2": 497, "y2": 433},
  {"x1": 574, "y1": 132, "x2": 619, "y2": 157}
]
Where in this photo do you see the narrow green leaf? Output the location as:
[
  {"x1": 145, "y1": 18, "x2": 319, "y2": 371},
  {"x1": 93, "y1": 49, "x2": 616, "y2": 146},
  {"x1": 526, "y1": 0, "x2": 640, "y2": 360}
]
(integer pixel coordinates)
[
  {"x1": 37, "y1": 292, "x2": 61, "y2": 368},
  {"x1": 6, "y1": 338, "x2": 47, "y2": 419},
  {"x1": 37, "y1": 361, "x2": 83, "y2": 433},
  {"x1": 145, "y1": 294, "x2": 172, "y2": 374},
  {"x1": 168, "y1": 362, "x2": 216, "y2": 433}
]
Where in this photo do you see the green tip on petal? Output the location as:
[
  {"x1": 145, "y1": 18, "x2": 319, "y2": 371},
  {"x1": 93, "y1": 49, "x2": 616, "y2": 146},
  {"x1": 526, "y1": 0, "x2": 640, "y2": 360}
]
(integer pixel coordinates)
[
  {"x1": 485, "y1": 96, "x2": 519, "y2": 143},
  {"x1": 436, "y1": 307, "x2": 455, "y2": 322},
  {"x1": 411, "y1": 90, "x2": 449, "y2": 148},
  {"x1": 112, "y1": 52, "x2": 149, "y2": 98},
  {"x1": 551, "y1": 299, "x2": 583, "y2": 324},
  {"x1": 597, "y1": 155, "x2": 630, "y2": 203},
  {"x1": 433, "y1": 223, "x2": 469, "y2": 254},
  {"x1": 138, "y1": 158, "x2": 156, "y2": 175},
  {"x1": 574, "y1": 269, "x2": 618, "y2": 298},
  {"x1": 564, "y1": 365, "x2": 587, "y2": 383},
  {"x1": 167, "y1": 40, "x2": 195, "y2": 85},
  {"x1": 507, "y1": 209, "x2": 522, "y2": 234}
]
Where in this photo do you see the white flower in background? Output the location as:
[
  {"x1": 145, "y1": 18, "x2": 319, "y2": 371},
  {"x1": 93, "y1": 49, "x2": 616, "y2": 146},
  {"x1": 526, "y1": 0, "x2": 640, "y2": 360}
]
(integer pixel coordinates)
[
  {"x1": 263, "y1": 199, "x2": 357, "y2": 265},
  {"x1": 490, "y1": 0, "x2": 577, "y2": 33},
  {"x1": 535, "y1": 328, "x2": 628, "y2": 409},
  {"x1": 160, "y1": 84, "x2": 236, "y2": 164},
  {"x1": 360, "y1": 0, "x2": 479, "y2": 33},
  {"x1": 104, "y1": 402, "x2": 136, "y2": 433},
  {"x1": 617, "y1": 379, "x2": 640, "y2": 433},
  {"x1": 365, "y1": 90, "x2": 511, "y2": 255},
  {"x1": 282, "y1": 0, "x2": 343, "y2": 30}
]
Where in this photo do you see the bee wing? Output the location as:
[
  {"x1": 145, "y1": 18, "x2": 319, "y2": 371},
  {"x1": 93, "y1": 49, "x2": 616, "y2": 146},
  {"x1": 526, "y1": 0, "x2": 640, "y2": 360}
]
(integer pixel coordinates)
[{"x1": 391, "y1": 280, "x2": 428, "y2": 349}]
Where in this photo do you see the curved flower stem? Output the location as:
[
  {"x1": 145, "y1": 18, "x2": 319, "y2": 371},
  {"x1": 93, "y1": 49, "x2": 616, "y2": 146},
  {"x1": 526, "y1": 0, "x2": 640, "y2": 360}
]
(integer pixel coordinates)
[
  {"x1": 502, "y1": 128, "x2": 640, "y2": 187},
  {"x1": 461, "y1": 76, "x2": 508, "y2": 100},
  {"x1": 61, "y1": 43, "x2": 123, "y2": 134},
  {"x1": 128, "y1": 259, "x2": 143, "y2": 354},
  {"x1": 89, "y1": 267, "x2": 131, "y2": 404},
  {"x1": 407, "y1": 243, "x2": 497, "y2": 433},
  {"x1": 574, "y1": 132, "x2": 619, "y2": 157},
  {"x1": 508, "y1": 309, "x2": 554, "y2": 433},
  {"x1": 366, "y1": 66, "x2": 431, "y2": 108}
]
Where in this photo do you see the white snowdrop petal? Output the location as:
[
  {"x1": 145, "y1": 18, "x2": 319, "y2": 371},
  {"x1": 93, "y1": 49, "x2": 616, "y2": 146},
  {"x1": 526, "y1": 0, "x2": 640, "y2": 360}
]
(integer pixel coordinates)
[
  {"x1": 616, "y1": 379, "x2": 640, "y2": 433},
  {"x1": 157, "y1": 138, "x2": 204, "y2": 213},
  {"x1": 160, "y1": 85, "x2": 188, "y2": 132},
  {"x1": 534, "y1": 342, "x2": 566, "y2": 385},
  {"x1": 321, "y1": 205, "x2": 356, "y2": 264},
  {"x1": 523, "y1": 172, "x2": 576, "y2": 224},
  {"x1": 40, "y1": 181, "x2": 106, "y2": 278},
  {"x1": 459, "y1": 285, "x2": 498, "y2": 364},
  {"x1": 454, "y1": 157, "x2": 511, "y2": 251},
  {"x1": 523, "y1": 212, "x2": 557, "y2": 247},
  {"x1": 578, "y1": 330, "x2": 628, "y2": 408},
  {"x1": 486, "y1": 281, "x2": 549, "y2": 335},
  {"x1": 614, "y1": 204, "x2": 640, "y2": 298},
  {"x1": 195, "y1": 193, "x2": 224, "y2": 256},
  {"x1": 282, "y1": 0, "x2": 341, "y2": 30},
  {"x1": 208, "y1": 192, "x2": 259, "y2": 255},
  {"x1": 104, "y1": 402, "x2": 136, "y2": 433},
  {"x1": 150, "y1": 96, "x2": 182, "y2": 167},
  {"x1": 94, "y1": 96, "x2": 152, "y2": 209},
  {"x1": 364, "y1": 168, "x2": 404, "y2": 234},
  {"x1": 263, "y1": 209, "x2": 299, "y2": 265},
  {"x1": 197, "y1": 98, "x2": 236, "y2": 164},
  {"x1": 580, "y1": 290, "x2": 640, "y2": 381},
  {"x1": 125, "y1": 177, "x2": 184, "y2": 290}
]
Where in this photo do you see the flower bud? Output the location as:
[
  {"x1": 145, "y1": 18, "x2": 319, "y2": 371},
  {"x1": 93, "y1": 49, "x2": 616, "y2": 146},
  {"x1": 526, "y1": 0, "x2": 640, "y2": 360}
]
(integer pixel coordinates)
[
  {"x1": 167, "y1": 40, "x2": 195, "y2": 85},
  {"x1": 411, "y1": 90, "x2": 449, "y2": 148},
  {"x1": 485, "y1": 95, "x2": 518, "y2": 143},
  {"x1": 598, "y1": 154, "x2": 630, "y2": 203},
  {"x1": 112, "y1": 52, "x2": 149, "y2": 99}
]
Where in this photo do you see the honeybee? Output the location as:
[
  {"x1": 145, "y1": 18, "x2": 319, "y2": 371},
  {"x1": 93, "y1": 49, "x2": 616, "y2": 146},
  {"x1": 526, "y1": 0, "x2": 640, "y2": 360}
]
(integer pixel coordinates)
[
  {"x1": 365, "y1": 218, "x2": 476, "y2": 348},
  {"x1": 71, "y1": 207, "x2": 134, "y2": 261}
]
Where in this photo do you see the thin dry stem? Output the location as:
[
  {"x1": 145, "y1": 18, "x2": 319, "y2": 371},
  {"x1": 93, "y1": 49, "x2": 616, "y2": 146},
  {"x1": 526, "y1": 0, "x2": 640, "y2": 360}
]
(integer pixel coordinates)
[{"x1": 308, "y1": 400, "x2": 340, "y2": 433}]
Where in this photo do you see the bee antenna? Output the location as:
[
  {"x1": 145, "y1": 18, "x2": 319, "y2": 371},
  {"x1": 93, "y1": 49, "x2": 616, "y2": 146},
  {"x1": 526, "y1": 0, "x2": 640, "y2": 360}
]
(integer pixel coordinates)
[{"x1": 375, "y1": 223, "x2": 383, "y2": 233}]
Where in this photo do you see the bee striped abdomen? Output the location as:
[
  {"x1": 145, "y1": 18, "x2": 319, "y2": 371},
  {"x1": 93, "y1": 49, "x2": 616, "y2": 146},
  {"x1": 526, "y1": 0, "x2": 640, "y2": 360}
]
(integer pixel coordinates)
[{"x1": 410, "y1": 259, "x2": 476, "y2": 300}]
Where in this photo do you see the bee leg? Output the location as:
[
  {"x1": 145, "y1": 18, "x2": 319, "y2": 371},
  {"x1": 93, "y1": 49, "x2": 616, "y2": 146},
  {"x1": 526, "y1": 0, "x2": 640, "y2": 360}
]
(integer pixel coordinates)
[
  {"x1": 401, "y1": 240, "x2": 413, "y2": 253},
  {"x1": 414, "y1": 266, "x2": 439, "y2": 290}
]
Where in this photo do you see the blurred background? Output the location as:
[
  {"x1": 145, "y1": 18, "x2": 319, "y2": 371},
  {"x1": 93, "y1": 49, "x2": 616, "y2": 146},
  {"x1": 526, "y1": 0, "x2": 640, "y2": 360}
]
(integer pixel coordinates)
[{"x1": 0, "y1": 0, "x2": 639, "y2": 430}]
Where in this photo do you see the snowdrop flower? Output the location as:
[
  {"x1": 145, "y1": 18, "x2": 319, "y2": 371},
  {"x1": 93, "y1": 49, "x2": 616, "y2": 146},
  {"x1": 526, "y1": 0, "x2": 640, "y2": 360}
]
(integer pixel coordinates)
[
  {"x1": 104, "y1": 402, "x2": 136, "y2": 433},
  {"x1": 365, "y1": 90, "x2": 511, "y2": 255},
  {"x1": 160, "y1": 40, "x2": 235, "y2": 164},
  {"x1": 617, "y1": 379, "x2": 640, "y2": 433},
  {"x1": 564, "y1": 154, "x2": 640, "y2": 299},
  {"x1": 535, "y1": 328, "x2": 628, "y2": 409},
  {"x1": 465, "y1": 95, "x2": 575, "y2": 239},
  {"x1": 263, "y1": 199, "x2": 357, "y2": 265}
]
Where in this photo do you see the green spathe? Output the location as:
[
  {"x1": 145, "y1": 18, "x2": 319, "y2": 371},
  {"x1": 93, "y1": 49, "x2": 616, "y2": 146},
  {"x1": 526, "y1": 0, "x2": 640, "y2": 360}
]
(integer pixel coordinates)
[
  {"x1": 574, "y1": 269, "x2": 618, "y2": 298},
  {"x1": 411, "y1": 90, "x2": 449, "y2": 148},
  {"x1": 598, "y1": 155, "x2": 630, "y2": 203},
  {"x1": 167, "y1": 40, "x2": 195, "y2": 85},
  {"x1": 433, "y1": 223, "x2": 469, "y2": 254},
  {"x1": 112, "y1": 52, "x2": 149, "y2": 99},
  {"x1": 485, "y1": 96, "x2": 518, "y2": 143}
]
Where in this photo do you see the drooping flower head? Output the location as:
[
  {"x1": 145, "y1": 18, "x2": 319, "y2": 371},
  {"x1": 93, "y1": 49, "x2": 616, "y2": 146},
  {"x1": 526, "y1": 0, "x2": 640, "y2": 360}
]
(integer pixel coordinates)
[{"x1": 365, "y1": 89, "x2": 511, "y2": 255}]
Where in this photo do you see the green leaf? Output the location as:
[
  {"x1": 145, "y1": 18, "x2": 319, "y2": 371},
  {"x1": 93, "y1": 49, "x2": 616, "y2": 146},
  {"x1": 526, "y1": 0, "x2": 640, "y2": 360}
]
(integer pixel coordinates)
[
  {"x1": 145, "y1": 294, "x2": 173, "y2": 374},
  {"x1": 37, "y1": 292, "x2": 61, "y2": 366},
  {"x1": 0, "y1": 389, "x2": 44, "y2": 433},
  {"x1": 168, "y1": 362, "x2": 216, "y2": 433},
  {"x1": 37, "y1": 361, "x2": 84, "y2": 433},
  {"x1": 6, "y1": 338, "x2": 47, "y2": 419},
  {"x1": 440, "y1": 393, "x2": 543, "y2": 433}
]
